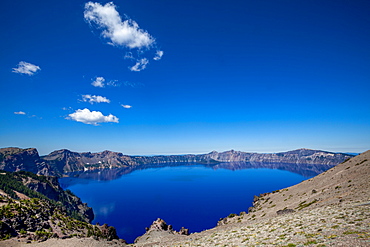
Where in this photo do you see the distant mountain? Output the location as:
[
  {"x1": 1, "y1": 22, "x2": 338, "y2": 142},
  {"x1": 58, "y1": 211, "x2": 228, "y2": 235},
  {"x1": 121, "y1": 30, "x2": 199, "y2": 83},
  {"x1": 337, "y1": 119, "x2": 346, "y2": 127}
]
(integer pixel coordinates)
[
  {"x1": 0, "y1": 148, "x2": 52, "y2": 175},
  {"x1": 0, "y1": 147, "x2": 354, "y2": 177}
]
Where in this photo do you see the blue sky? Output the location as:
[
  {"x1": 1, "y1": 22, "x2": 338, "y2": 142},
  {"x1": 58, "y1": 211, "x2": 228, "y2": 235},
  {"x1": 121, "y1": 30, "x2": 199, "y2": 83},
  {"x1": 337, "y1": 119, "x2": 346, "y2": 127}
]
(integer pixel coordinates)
[{"x1": 1, "y1": 0, "x2": 369, "y2": 155}]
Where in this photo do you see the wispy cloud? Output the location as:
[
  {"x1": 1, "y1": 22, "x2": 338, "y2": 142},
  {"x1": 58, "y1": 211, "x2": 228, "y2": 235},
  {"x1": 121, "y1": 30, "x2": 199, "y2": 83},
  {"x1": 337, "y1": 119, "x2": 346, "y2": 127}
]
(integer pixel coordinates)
[
  {"x1": 129, "y1": 58, "x2": 149, "y2": 72},
  {"x1": 124, "y1": 52, "x2": 135, "y2": 60},
  {"x1": 91, "y1": 76, "x2": 105, "y2": 87},
  {"x1": 84, "y1": 2, "x2": 154, "y2": 49},
  {"x1": 121, "y1": 104, "x2": 132, "y2": 109},
  {"x1": 12, "y1": 61, "x2": 40, "y2": 75},
  {"x1": 91, "y1": 77, "x2": 142, "y2": 88},
  {"x1": 122, "y1": 81, "x2": 144, "y2": 88},
  {"x1": 106, "y1": 80, "x2": 120, "y2": 87},
  {"x1": 68, "y1": 108, "x2": 119, "y2": 125},
  {"x1": 14, "y1": 111, "x2": 26, "y2": 115},
  {"x1": 153, "y1": 50, "x2": 164, "y2": 61},
  {"x1": 84, "y1": 2, "x2": 163, "y2": 71},
  {"x1": 14, "y1": 111, "x2": 40, "y2": 119},
  {"x1": 82, "y1": 94, "x2": 110, "y2": 104}
]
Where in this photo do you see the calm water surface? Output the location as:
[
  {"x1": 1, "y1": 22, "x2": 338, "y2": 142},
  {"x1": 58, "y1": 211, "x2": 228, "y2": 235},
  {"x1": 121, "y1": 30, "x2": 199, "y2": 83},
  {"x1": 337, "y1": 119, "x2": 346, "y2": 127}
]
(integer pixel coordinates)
[{"x1": 60, "y1": 164, "x2": 312, "y2": 243}]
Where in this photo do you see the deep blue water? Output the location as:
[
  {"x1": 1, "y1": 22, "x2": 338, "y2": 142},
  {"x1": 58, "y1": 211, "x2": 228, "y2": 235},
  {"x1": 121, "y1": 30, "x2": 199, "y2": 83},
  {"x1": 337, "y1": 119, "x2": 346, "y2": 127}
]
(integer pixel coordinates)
[{"x1": 59, "y1": 164, "x2": 312, "y2": 243}]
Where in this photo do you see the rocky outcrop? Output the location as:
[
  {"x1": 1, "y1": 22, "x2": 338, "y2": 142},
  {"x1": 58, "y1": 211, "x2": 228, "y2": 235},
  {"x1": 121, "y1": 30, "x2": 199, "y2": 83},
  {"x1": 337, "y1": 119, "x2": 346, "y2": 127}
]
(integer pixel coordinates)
[
  {"x1": 276, "y1": 208, "x2": 295, "y2": 215},
  {"x1": 134, "y1": 218, "x2": 189, "y2": 245},
  {"x1": 0, "y1": 170, "x2": 93, "y2": 223},
  {"x1": 0, "y1": 170, "x2": 124, "y2": 243},
  {"x1": 248, "y1": 148, "x2": 350, "y2": 165},
  {"x1": 97, "y1": 223, "x2": 120, "y2": 241},
  {"x1": 23, "y1": 174, "x2": 94, "y2": 223},
  {"x1": 0, "y1": 197, "x2": 121, "y2": 243},
  {"x1": 41, "y1": 149, "x2": 137, "y2": 175},
  {"x1": 0, "y1": 148, "x2": 52, "y2": 176}
]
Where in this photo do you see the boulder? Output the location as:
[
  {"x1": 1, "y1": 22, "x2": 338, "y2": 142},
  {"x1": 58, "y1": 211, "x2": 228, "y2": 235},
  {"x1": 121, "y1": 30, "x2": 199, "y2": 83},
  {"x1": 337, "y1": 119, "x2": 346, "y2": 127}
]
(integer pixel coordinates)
[{"x1": 276, "y1": 208, "x2": 296, "y2": 215}]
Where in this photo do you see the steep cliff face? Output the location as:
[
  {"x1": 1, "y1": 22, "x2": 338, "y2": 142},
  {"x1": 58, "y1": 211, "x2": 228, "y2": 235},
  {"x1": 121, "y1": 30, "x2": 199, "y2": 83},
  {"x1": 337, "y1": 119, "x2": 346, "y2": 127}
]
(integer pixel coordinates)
[
  {"x1": 0, "y1": 148, "x2": 52, "y2": 176},
  {"x1": 0, "y1": 170, "x2": 93, "y2": 223},
  {"x1": 42, "y1": 149, "x2": 136, "y2": 174},
  {"x1": 0, "y1": 197, "x2": 120, "y2": 242},
  {"x1": 203, "y1": 150, "x2": 253, "y2": 162},
  {"x1": 248, "y1": 148, "x2": 350, "y2": 165},
  {"x1": 22, "y1": 174, "x2": 94, "y2": 222},
  {"x1": 199, "y1": 148, "x2": 351, "y2": 165}
]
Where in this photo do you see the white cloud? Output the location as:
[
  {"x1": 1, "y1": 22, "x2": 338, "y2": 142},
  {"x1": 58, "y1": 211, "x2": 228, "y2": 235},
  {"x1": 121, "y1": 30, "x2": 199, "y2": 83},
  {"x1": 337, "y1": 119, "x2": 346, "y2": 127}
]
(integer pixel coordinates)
[
  {"x1": 12, "y1": 61, "x2": 40, "y2": 75},
  {"x1": 14, "y1": 111, "x2": 26, "y2": 115},
  {"x1": 92, "y1": 76, "x2": 105, "y2": 87},
  {"x1": 121, "y1": 104, "x2": 132, "y2": 109},
  {"x1": 68, "y1": 108, "x2": 119, "y2": 125},
  {"x1": 129, "y1": 58, "x2": 149, "y2": 72},
  {"x1": 124, "y1": 52, "x2": 134, "y2": 60},
  {"x1": 82, "y1": 94, "x2": 110, "y2": 104},
  {"x1": 84, "y1": 2, "x2": 155, "y2": 49},
  {"x1": 153, "y1": 50, "x2": 164, "y2": 60}
]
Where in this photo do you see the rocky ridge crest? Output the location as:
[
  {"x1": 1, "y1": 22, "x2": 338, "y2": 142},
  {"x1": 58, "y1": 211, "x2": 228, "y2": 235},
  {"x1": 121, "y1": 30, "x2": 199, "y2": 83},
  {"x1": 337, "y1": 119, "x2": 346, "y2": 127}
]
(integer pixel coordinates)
[{"x1": 0, "y1": 147, "x2": 353, "y2": 177}]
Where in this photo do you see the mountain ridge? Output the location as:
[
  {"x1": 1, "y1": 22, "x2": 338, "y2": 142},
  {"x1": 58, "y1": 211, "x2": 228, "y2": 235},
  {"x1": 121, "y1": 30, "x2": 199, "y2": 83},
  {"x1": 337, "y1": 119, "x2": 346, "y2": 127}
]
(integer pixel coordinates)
[{"x1": 0, "y1": 147, "x2": 353, "y2": 177}]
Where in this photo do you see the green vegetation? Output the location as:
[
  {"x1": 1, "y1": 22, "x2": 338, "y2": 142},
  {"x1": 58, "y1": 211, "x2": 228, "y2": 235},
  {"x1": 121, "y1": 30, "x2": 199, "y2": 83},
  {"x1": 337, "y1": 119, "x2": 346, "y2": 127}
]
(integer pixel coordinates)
[
  {"x1": 227, "y1": 213, "x2": 237, "y2": 218},
  {"x1": 343, "y1": 230, "x2": 361, "y2": 235},
  {"x1": 359, "y1": 159, "x2": 368, "y2": 164},
  {"x1": 296, "y1": 199, "x2": 318, "y2": 210},
  {"x1": 283, "y1": 244, "x2": 296, "y2": 247},
  {"x1": 304, "y1": 240, "x2": 317, "y2": 245},
  {"x1": 0, "y1": 171, "x2": 50, "y2": 200},
  {"x1": 0, "y1": 197, "x2": 115, "y2": 241},
  {"x1": 0, "y1": 170, "x2": 88, "y2": 221}
]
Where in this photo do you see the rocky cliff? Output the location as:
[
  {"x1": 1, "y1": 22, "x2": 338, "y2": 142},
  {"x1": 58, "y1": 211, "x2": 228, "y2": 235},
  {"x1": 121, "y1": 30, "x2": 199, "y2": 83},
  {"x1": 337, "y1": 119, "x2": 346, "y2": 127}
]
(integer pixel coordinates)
[
  {"x1": 0, "y1": 197, "x2": 121, "y2": 243},
  {"x1": 0, "y1": 148, "x2": 52, "y2": 176},
  {"x1": 1, "y1": 147, "x2": 352, "y2": 176},
  {"x1": 0, "y1": 170, "x2": 124, "y2": 244},
  {"x1": 0, "y1": 171, "x2": 93, "y2": 223}
]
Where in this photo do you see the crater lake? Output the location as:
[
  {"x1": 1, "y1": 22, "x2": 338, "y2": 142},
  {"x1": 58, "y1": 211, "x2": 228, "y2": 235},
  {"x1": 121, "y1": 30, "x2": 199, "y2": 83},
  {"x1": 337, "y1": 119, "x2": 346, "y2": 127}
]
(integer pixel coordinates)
[{"x1": 59, "y1": 162, "x2": 324, "y2": 243}]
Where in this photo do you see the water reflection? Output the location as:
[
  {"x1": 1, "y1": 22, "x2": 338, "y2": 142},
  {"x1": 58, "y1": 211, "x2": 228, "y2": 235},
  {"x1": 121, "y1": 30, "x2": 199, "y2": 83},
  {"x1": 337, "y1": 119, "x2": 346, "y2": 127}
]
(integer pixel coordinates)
[
  {"x1": 212, "y1": 162, "x2": 333, "y2": 177},
  {"x1": 60, "y1": 161, "x2": 332, "y2": 185}
]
